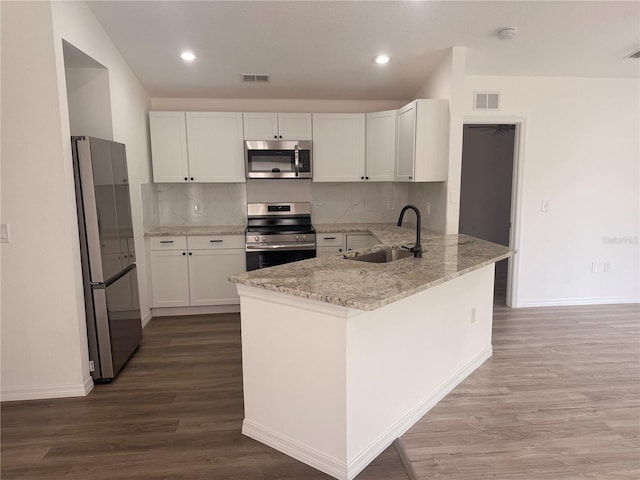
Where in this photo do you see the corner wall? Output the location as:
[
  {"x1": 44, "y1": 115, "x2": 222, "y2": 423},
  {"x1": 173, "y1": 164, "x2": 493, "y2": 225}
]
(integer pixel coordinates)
[
  {"x1": 1, "y1": 1, "x2": 91, "y2": 400},
  {"x1": 0, "y1": 0, "x2": 152, "y2": 401},
  {"x1": 464, "y1": 75, "x2": 639, "y2": 306}
]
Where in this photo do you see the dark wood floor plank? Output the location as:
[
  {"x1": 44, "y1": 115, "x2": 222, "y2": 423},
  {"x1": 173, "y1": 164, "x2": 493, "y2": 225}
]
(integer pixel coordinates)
[{"x1": 2, "y1": 305, "x2": 638, "y2": 479}]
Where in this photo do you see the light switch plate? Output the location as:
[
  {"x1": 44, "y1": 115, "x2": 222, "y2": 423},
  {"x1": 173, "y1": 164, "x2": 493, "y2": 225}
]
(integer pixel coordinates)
[{"x1": 0, "y1": 224, "x2": 9, "y2": 243}]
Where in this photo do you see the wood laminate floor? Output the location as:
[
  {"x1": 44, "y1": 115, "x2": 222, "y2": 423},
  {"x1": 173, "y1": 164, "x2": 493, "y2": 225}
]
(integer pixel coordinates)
[{"x1": 2, "y1": 304, "x2": 639, "y2": 479}]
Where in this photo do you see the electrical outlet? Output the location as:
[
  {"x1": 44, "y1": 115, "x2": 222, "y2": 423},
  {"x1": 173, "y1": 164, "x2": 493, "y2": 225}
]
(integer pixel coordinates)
[
  {"x1": 603, "y1": 262, "x2": 611, "y2": 273},
  {"x1": 470, "y1": 307, "x2": 477, "y2": 324},
  {"x1": 591, "y1": 262, "x2": 598, "y2": 273},
  {"x1": 194, "y1": 203, "x2": 202, "y2": 214},
  {"x1": 426, "y1": 202, "x2": 431, "y2": 215}
]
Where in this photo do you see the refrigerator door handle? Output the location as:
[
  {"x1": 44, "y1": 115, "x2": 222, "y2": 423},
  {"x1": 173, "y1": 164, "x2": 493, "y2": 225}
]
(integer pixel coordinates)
[{"x1": 104, "y1": 262, "x2": 136, "y2": 288}]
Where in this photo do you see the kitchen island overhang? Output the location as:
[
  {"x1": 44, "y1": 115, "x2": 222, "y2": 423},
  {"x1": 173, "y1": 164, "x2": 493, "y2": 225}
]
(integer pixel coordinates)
[{"x1": 231, "y1": 226, "x2": 513, "y2": 480}]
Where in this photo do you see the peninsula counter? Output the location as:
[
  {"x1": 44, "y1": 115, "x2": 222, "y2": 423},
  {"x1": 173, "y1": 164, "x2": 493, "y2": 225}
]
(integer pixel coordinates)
[{"x1": 230, "y1": 225, "x2": 513, "y2": 480}]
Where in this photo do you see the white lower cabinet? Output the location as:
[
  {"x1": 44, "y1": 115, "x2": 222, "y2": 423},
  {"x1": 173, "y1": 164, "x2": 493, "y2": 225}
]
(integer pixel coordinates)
[
  {"x1": 345, "y1": 234, "x2": 377, "y2": 251},
  {"x1": 188, "y1": 249, "x2": 245, "y2": 306},
  {"x1": 317, "y1": 232, "x2": 378, "y2": 255},
  {"x1": 149, "y1": 235, "x2": 245, "y2": 308},
  {"x1": 149, "y1": 250, "x2": 191, "y2": 307}
]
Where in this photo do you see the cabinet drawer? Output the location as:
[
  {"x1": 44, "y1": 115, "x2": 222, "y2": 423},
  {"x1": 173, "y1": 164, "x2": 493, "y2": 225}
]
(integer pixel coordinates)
[
  {"x1": 187, "y1": 235, "x2": 244, "y2": 250},
  {"x1": 317, "y1": 233, "x2": 344, "y2": 247},
  {"x1": 149, "y1": 236, "x2": 187, "y2": 250},
  {"x1": 317, "y1": 246, "x2": 344, "y2": 256}
]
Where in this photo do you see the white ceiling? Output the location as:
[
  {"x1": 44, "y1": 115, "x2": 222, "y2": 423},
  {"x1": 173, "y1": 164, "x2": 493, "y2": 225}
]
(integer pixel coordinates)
[{"x1": 87, "y1": 1, "x2": 640, "y2": 100}]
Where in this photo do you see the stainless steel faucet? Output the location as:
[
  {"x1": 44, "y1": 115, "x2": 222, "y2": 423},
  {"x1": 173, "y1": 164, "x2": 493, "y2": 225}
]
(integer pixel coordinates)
[{"x1": 397, "y1": 205, "x2": 423, "y2": 258}]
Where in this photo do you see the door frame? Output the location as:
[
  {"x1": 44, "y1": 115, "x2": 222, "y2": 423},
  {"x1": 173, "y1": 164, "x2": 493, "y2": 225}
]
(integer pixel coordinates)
[{"x1": 462, "y1": 115, "x2": 526, "y2": 307}]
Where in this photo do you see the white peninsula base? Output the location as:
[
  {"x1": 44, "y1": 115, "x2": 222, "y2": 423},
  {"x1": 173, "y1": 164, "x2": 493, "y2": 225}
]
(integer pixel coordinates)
[{"x1": 238, "y1": 264, "x2": 495, "y2": 480}]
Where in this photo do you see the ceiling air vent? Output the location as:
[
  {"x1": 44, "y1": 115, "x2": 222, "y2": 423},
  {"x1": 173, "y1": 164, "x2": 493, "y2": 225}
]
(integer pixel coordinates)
[
  {"x1": 241, "y1": 74, "x2": 270, "y2": 83},
  {"x1": 474, "y1": 91, "x2": 500, "y2": 111},
  {"x1": 624, "y1": 49, "x2": 640, "y2": 59}
]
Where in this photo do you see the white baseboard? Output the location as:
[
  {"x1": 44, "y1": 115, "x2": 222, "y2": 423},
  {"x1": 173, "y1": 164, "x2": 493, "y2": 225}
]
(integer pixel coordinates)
[
  {"x1": 514, "y1": 296, "x2": 640, "y2": 308},
  {"x1": 141, "y1": 310, "x2": 153, "y2": 328},
  {"x1": 243, "y1": 419, "x2": 348, "y2": 480},
  {"x1": 1, "y1": 376, "x2": 94, "y2": 402},
  {"x1": 346, "y1": 345, "x2": 493, "y2": 479},
  {"x1": 150, "y1": 304, "x2": 240, "y2": 317},
  {"x1": 243, "y1": 346, "x2": 493, "y2": 480}
]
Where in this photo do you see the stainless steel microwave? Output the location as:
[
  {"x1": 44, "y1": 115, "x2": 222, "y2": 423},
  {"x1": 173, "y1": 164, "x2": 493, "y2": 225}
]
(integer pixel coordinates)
[{"x1": 245, "y1": 140, "x2": 312, "y2": 179}]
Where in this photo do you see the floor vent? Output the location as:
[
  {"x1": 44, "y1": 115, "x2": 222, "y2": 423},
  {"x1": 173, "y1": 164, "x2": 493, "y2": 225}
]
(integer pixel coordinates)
[
  {"x1": 241, "y1": 74, "x2": 270, "y2": 83},
  {"x1": 474, "y1": 91, "x2": 500, "y2": 111}
]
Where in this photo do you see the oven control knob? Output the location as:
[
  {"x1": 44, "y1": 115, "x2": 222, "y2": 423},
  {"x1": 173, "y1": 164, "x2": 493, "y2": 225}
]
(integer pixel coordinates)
[{"x1": 254, "y1": 236, "x2": 259, "y2": 241}]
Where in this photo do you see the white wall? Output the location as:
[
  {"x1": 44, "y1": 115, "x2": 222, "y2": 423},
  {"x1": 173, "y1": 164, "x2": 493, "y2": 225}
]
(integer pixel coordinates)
[
  {"x1": 150, "y1": 98, "x2": 404, "y2": 113},
  {"x1": 65, "y1": 65, "x2": 113, "y2": 139},
  {"x1": 465, "y1": 75, "x2": 639, "y2": 306},
  {"x1": 410, "y1": 47, "x2": 466, "y2": 234},
  {"x1": 1, "y1": 1, "x2": 92, "y2": 401},
  {"x1": 0, "y1": 0, "x2": 152, "y2": 401}
]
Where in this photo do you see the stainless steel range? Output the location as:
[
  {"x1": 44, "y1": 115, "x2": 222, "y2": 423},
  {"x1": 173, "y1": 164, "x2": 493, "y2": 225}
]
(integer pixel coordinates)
[{"x1": 245, "y1": 202, "x2": 316, "y2": 271}]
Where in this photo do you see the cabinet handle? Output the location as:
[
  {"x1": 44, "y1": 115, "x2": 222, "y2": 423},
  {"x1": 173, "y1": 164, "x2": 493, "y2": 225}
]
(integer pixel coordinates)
[
  {"x1": 160, "y1": 240, "x2": 174, "y2": 244},
  {"x1": 274, "y1": 135, "x2": 278, "y2": 139},
  {"x1": 409, "y1": 176, "x2": 413, "y2": 180},
  {"x1": 279, "y1": 135, "x2": 282, "y2": 139},
  {"x1": 190, "y1": 177, "x2": 194, "y2": 181},
  {"x1": 184, "y1": 177, "x2": 188, "y2": 181},
  {"x1": 338, "y1": 248, "x2": 343, "y2": 252},
  {"x1": 188, "y1": 252, "x2": 192, "y2": 255},
  {"x1": 361, "y1": 176, "x2": 364, "y2": 180},
  {"x1": 182, "y1": 252, "x2": 186, "y2": 256},
  {"x1": 209, "y1": 239, "x2": 223, "y2": 243},
  {"x1": 365, "y1": 176, "x2": 369, "y2": 180},
  {"x1": 324, "y1": 237, "x2": 337, "y2": 240}
]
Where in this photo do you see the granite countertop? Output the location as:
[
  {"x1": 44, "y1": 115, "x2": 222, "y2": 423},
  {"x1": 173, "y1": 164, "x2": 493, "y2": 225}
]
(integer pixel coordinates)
[
  {"x1": 230, "y1": 224, "x2": 513, "y2": 311},
  {"x1": 145, "y1": 225, "x2": 246, "y2": 236}
]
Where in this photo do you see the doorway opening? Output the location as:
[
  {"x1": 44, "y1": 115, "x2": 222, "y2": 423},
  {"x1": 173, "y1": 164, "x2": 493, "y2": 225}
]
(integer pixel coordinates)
[{"x1": 459, "y1": 123, "x2": 518, "y2": 306}]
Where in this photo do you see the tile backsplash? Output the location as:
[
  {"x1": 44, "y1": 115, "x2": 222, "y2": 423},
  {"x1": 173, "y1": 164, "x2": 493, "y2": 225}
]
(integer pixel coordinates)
[
  {"x1": 311, "y1": 182, "x2": 409, "y2": 224},
  {"x1": 142, "y1": 181, "x2": 410, "y2": 228}
]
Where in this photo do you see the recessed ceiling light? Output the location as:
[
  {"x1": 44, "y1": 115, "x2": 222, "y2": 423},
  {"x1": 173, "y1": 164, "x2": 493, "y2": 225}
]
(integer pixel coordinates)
[
  {"x1": 372, "y1": 54, "x2": 391, "y2": 65},
  {"x1": 180, "y1": 51, "x2": 196, "y2": 62}
]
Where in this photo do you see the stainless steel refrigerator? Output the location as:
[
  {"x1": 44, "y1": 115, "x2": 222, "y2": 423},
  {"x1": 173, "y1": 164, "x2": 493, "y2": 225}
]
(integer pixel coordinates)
[{"x1": 72, "y1": 136, "x2": 142, "y2": 383}]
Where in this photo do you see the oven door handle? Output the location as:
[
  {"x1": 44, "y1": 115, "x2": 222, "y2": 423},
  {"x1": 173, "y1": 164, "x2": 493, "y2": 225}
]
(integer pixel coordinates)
[
  {"x1": 246, "y1": 243, "x2": 316, "y2": 251},
  {"x1": 294, "y1": 145, "x2": 300, "y2": 178}
]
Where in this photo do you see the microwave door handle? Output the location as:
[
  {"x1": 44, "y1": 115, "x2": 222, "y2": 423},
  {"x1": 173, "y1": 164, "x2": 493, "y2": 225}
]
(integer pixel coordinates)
[{"x1": 294, "y1": 145, "x2": 300, "y2": 177}]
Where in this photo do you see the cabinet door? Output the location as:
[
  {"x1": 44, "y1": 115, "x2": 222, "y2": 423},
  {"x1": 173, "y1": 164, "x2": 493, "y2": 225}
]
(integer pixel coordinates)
[
  {"x1": 149, "y1": 112, "x2": 190, "y2": 183},
  {"x1": 396, "y1": 102, "x2": 417, "y2": 182},
  {"x1": 317, "y1": 246, "x2": 344, "y2": 256},
  {"x1": 186, "y1": 112, "x2": 245, "y2": 182},
  {"x1": 413, "y1": 99, "x2": 450, "y2": 182},
  {"x1": 149, "y1": 250, "x2": 190, "y2": 307},
  {"x1": 243, "y1": 113, "x2": 279, "y2": 140},
  {"x1": 188, "y1": 249, "x2": 246, "y2": 306},
  {"x1": 365, "y1": 110, "x2": 396, "y2": 182},
  {"x1": 278, "y1": 113, "x2": 312, "y2": 140},
  {"x1": 345, "y1": 234, "x2": 378, "y2": 251},
  {"x1": 312, "y1": 114, "x2": 365, "y2": 182}
]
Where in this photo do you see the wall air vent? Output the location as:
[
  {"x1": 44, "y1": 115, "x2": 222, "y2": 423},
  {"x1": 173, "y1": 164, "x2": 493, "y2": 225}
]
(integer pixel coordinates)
[
  {"x1": 474, "y1": 91, "x2": 500, "y2": 111},
  {"x1": 241, "y1": 74, "x2": 270, "y2": 83},
  {"x1": 624, "y1": 49, "x2": 640, "y2": 59}
]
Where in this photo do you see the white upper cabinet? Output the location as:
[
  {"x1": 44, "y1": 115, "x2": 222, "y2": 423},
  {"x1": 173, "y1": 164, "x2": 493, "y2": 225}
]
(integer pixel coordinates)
[
  {"x1": 396, "y1": 99, "x2": 449, "y2": 182},
  {"x1": 365, "y1": 110, "x2": 397, "y2": 182},
  {"x1": 149, "y1": 111, "x2": 245, "y2": 183},
  {"x1": 186, "y1": 112, "x2": 245, "y2": 182},
  {"x1": 149, "y1": 112, "x2": 189, "y2": 183},
  {"x1": 243, "y1": 113, "x2": 312, "y2": 140},
  {"x1": 312, "y1": 113, "x2": 366, "y2": 182}
]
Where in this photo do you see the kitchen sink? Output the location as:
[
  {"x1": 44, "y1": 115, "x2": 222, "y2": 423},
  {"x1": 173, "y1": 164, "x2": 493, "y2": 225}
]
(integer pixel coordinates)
[{"x1": 348, "y1": 248, "x2": 414, "y2": 264}]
